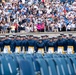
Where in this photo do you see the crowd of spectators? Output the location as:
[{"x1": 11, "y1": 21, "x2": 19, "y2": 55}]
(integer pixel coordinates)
[{"x1": 0, "y1": 0, "x2": 76, "y2": 33}]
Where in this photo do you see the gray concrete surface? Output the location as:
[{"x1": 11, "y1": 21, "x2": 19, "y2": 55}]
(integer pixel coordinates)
[{"x1": 0, "y1": 31, "x2": 76, "y2": 37}]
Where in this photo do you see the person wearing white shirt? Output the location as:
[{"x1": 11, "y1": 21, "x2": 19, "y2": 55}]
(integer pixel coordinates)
[
  {"x1": 66, "y1": 24, "x2": 71, "y2": 31},
  {"x1": 46, "y1": 8, "x2": 52, "y2": 14},
  {"x1": 71, "y1": 22, "x2": 75, "y2": 31}
]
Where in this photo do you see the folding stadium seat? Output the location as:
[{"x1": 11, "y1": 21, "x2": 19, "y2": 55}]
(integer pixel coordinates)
[
  {"x1": 45, "y1": 58, "x2": 57, "y2": 75},
  {"x1": 45, "y1": 58, "x2": 70, "y2": 75},
  {"x1": 15, "y1": 55, "x2": 24, "y2": 71},
  {"x1": 10, "y1": 53, "x2": 19, "y2": 69},
  {"x1": 69, "y1": 57, "x2": 76, "y2": 74},
  {"x1": 32, "y1": 54, "x2": 43, "y2": 75},
  {"x1": 5, "y1": 57, "x2": 18, "y2": 75},
  {"x1": 10, "y1": 54, "x2": 23, "y2": 74},
  {"x1": 53, "y1": 58, "x2": 63, "y2": 75},
  {"x1": 0, "y1": 57, "x2": 11, "y2": 75},
  {"x1": 24, "y1": 54, "x2": 41, "y2": 75},
  {"x1": 65, "y1": 58, "x2": 75, "y2": 75},
  {"x1": 34, "y1": 60, "x2": 40, "y2": 75},
  {"x1": 19, "y1": 54, "x2": 36, "y2": 74},
  {"x1": 36, "y1": 58, "x2": 49, "y2": 75},
  {"x1": 23, "y1": 54, "x2": 36, "y2": 74},
  {"x1": 58, "y1": 58, "x2": 69, "y2": 75},
  {"x1": 32, "y1": 53, "x2": 43, "y2": 73},
  {"x1": 19, "y1": 60, "x2": 35, "y2": 75}
]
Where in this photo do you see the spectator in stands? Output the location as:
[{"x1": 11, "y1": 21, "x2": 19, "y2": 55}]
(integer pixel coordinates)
[{"x1": 61, "y1": 24, "x2": 66, "y2": 31}]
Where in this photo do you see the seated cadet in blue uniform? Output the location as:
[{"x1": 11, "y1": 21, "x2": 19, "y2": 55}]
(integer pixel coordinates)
[
  {"x1": 3, "y1": 34, "x2": 11, "y2": 53},
  {"x1": 41, "y1": 35, "x2": 49, "y2": 52},
  {"x1": 46, "y1": 38, "x2": 55, "y2": 53},
  {"x1": 66, "y1": 34, "x2": 75, "y2": 53},
  {"x1": 20, "y1": 35, "x2": 28, "y2": 52},
  {"x1": 61, "y1": 34, "x2": 67, "y2": 51},
  {"x1": 27, "y1": 35, "x2": 36, "y2": 53},
  {"x1": 15, "y1": 35, "x2": 22, "y2": 53},
  {"x1": 0, "y1": 36, "x2": 4, "y2": 52},
  {"x1": 36, "y1": 39, "x2": 45, "y2": 53},
  {"x1": 10, "y1": 36, "x2": 16, "y2": 53},
  {"x1": 52, "y1": 37, "x2": 58, "y2": 52},
  {"x1": 33, "y1": 36, "x2": 39, "y2": 51},
  {"x1": 56, "y1": 35, "x2": 65, "y2": 53}
]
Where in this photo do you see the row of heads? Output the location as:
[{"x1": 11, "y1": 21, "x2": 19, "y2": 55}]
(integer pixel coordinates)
[{"x1": 0, "y1": 33, "x2": 74, "y2": 40}]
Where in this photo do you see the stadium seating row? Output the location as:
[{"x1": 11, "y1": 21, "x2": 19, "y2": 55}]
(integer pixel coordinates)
[{"x1": 0, "y1": 53, "x2": 76, "y2": 75}]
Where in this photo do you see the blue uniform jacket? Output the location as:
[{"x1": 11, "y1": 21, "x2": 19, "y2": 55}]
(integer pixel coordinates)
[
  {"x1": 15, "y1": 40, "x2": 22, "y2": 47},
  {"x1": 46, "y1": 41, "x2": 55, "y2": 52},
  {"x1": 66, "y1": 39, "x2": 75, "y2": 51},
  {"x1": 36, "y1": 41, "x2": 45, "y2": 52},
  {"x1": 27, "y1": 39, "x2": 36, "y2": 51},
  {"x1": 21, "y1": 40, "x2": 28, "y2": 51},
  {"x1": 10, "y1": 40, "x2": 15, "y2": 52}
]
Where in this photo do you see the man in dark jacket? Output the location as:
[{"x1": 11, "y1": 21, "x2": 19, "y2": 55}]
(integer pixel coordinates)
[
  {"x1": 36, "y1": 39, "x2": 45, "y2": 54},
  {"x1": 27, "y1": 35, "x2": 36, "y2": 53},
  {"x1": 3, "y1": 35, "x2": 11, "y2": 53},
  {"x1": 15, "y1": 35, "x2": 22, "y2": 53},
  {"x1": 67, "y1": 34, "x2": 75, "y2": 54}
]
